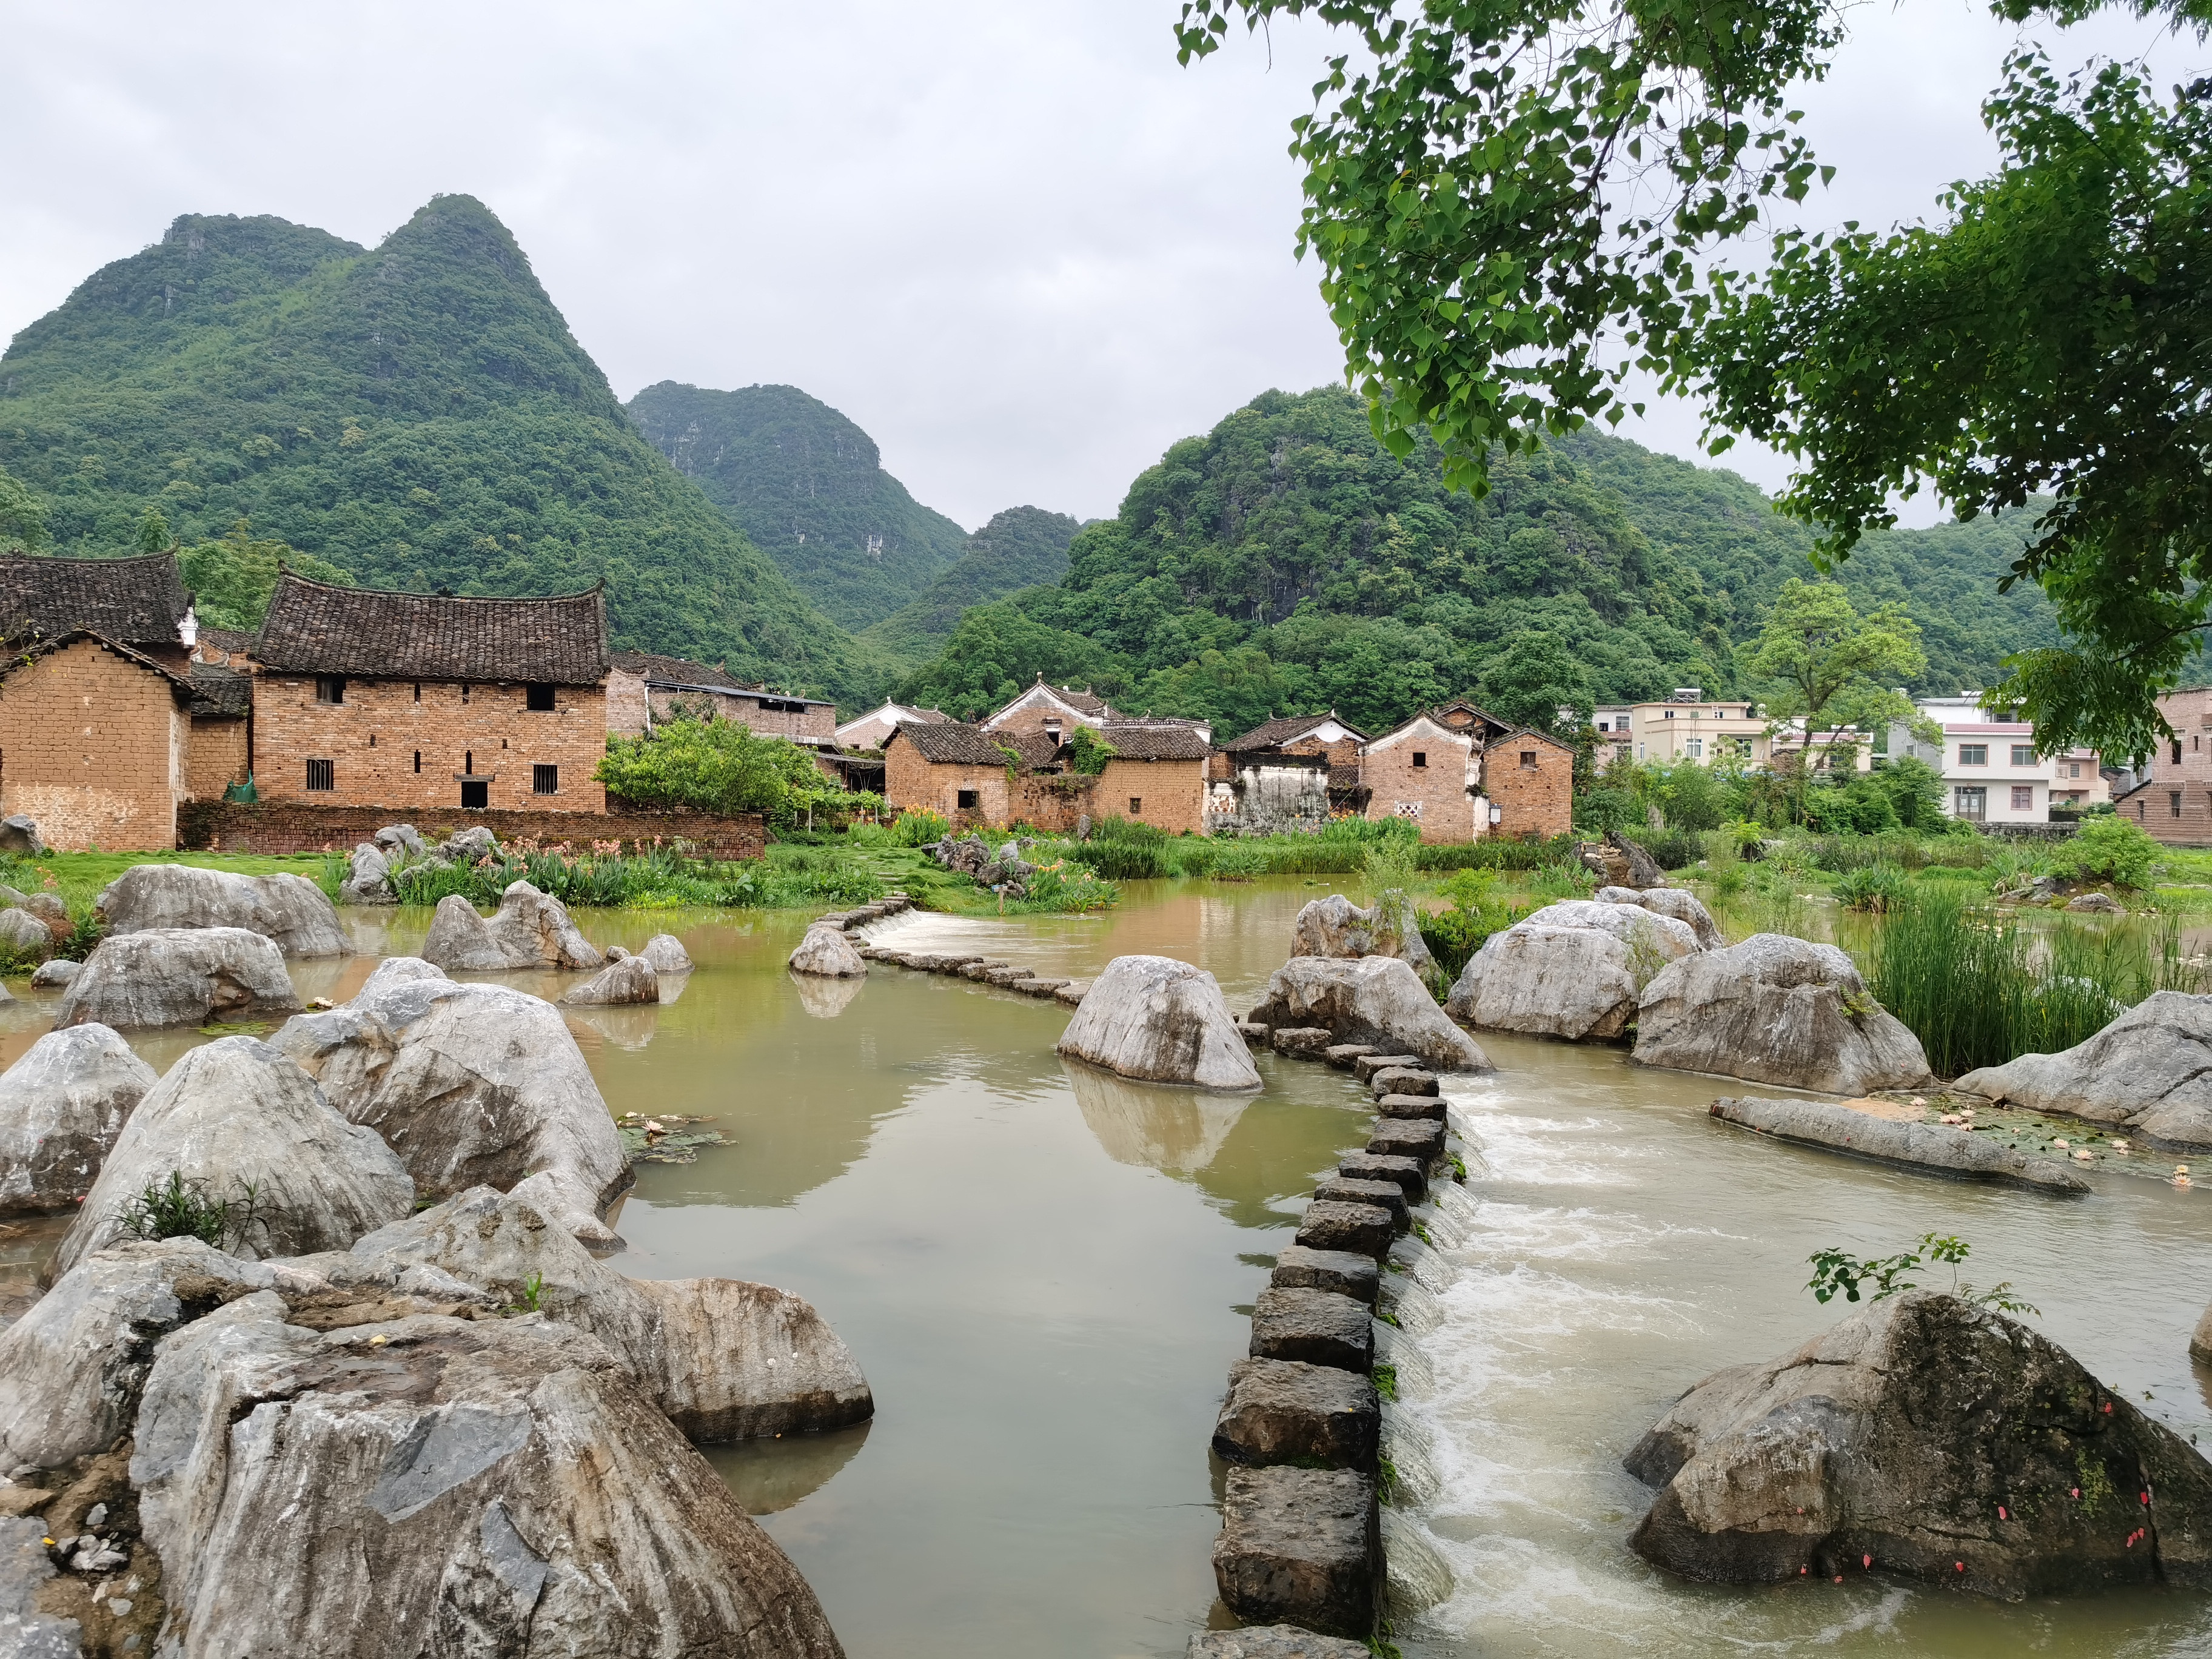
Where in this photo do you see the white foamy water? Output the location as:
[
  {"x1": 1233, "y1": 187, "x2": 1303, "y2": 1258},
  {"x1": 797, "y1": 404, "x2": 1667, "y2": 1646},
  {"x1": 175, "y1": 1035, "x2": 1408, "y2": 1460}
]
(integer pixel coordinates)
[{"x1": 1390, "y1": 1034, "x2": 2212, "y2": 1659}]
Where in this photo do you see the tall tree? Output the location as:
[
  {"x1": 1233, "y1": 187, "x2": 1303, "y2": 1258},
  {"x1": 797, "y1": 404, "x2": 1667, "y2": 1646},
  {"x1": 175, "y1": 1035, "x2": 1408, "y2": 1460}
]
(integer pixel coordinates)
[
  {"x1": 1476, "y1": 630, "x2": 1592, "y2": 737},
  {"x1": 1750, "y1": 579, "x2": 1926, "y2": 741},
  {"x1": 0, "y1": 465, "x2": 48, "y2": 551}
]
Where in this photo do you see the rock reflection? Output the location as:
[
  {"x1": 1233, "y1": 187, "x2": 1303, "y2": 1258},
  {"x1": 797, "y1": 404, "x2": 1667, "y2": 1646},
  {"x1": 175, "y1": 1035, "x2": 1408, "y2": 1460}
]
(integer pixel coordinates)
[
  {"x1": 565, "y1": 1005, "x2": 661, "y2": 1052},
  {"x1": 1066, "y1": 1062, "x2": 1252, "y2": 1173},
  {"x1": 655, "y1": 971, "x2": 689, "y2": 1006},
  {"x1": 791, "y1": 971, "x2": 865, "y2": 1019},
  {"x1": 703, "y1": 1419, "x2": 871, "y2": 1515}
]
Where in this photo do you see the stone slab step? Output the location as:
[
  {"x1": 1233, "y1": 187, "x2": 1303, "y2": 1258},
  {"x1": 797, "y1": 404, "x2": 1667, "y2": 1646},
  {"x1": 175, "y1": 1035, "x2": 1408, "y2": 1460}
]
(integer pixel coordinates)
[
  {"x1": 1315, "y1": 1176, "x2": 1407, "y2": 1232},
  {"x1": 1212, "y1": 1466, "x2": 1379, "y2": 1639},
  {"x1": 1338, "y1": 1151, "x2": 1427, "y2": 1205},
  {"x1": 1293, "y1": 1200, "x2": 1394, "y2": 1259},
  {"x1": 1250, "y1": 1287, "x2": 1373, "y2": 1373},
  {"x1": 1366, "y1": 1118, "x2": 1446, "y2": 1164},
  {"x1": 1237, "y1": 1020, "x2": 1270, "y2": 1046},
  {"x1": 1211, "y1": 1356, "x2": 1379, "y2": 1470},
  {"x1": 1353, "y1": 1053, "x2": 1419, "y2": 1082},
  {"x1": 1187, "y1": 1628, "x2": 1372, "y2": 1659},
  {"x1": 1270, "y1": 1027, "x2": 1334, "y2": 1060},
  {"x1": 1271, "y1": 1245, "x2": 1378, "y2": 1306},
  {"x1": 1322, "y1": 1044, "x2": 1376, "y2": 1070},
  {"x1": 1369, "y1": 1066, "x2": 1437, "y2": 1098},
  {"x1": 1375, "y1": 1093, "x2": 1447, "y2": 1122},
  {"x1": 1053, "y1": 981, "x2": 1091, "y2": 1008}
]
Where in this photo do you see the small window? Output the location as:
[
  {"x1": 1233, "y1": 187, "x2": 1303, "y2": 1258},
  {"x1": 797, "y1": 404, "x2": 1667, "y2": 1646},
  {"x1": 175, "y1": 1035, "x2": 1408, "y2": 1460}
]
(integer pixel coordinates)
[
  {"x1": 526, "y1": 683, "x2": 556, "y2": 712},
  {"x1": 2175, "y1": 791, "x2": 2185, "y2": 818},
  {"x1": 2068, "y1": 762, "x2": 2082, "y2": 778},
  {"x1": 2011, "y1": 745, "x2": 2036, "y2": 766},
  {"x1": 1128, "y1": 797, "x2": 1142, "y2": 814},
  {"x1": 1412, "y1": 751, "x2": 1427, "y2": 769},
  {"x1": 533, "y1": 763, "x2": 558, "y2": 795},
  {"x1": 2012, "y1": 785, "x2": 2034, "y2": 810},
  {"x1": 956, "y1": 789, "x2": 979, "y2": 810},
  {"x1": 1684, "y1": 739, "x2": 1703, "y2": 760},
  {"x1": 368, "y1": 734, "x2": 376, "y2": 748},
  {"x1": 464, "y1": 749, "x2": 473, "y2": 775},
  {"x1": 413, "y1": 751, "x2": 421, "y2": 774},
  {"x1": 306, "y1": 758, "x2": 334, "y2": 792},
  {"x1": 413, "y1": 682, "x2": 421, "y2": 702},
  {"x1": 315, "y1": 675, "x2": 345, "y2": 705},
  {"x1": 1520, "y1": 750, "x2": 1538, "y2": 769},
  {"x1": 1959, "y1": 745, "x2": 1988, "y2": 766},
  {"x1": 461, "y1": 683, "x2": 471, "y2": 705}
]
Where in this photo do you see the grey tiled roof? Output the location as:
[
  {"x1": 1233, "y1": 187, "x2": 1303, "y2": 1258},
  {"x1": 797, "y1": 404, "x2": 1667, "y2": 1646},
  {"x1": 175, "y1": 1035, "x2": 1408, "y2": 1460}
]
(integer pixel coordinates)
[
  {"x1": 1095, "y1": 723, "x2": 1210, "y2": 761},
  {"x1": 256, "y1": 574, "x2": 608, "y2": 683},
  {"x1": 893, "y1": 722, "x2": 1056, "y2": 768},
  {"x1": 188, "y1": 664, "x2": 252, "y2": 718},
  {"x1": 0, "y1": 552, "x2": 189, "y2": 646},
  {"x1": 1221, "y1": 712, "x2": 1367, "y2": 752}
]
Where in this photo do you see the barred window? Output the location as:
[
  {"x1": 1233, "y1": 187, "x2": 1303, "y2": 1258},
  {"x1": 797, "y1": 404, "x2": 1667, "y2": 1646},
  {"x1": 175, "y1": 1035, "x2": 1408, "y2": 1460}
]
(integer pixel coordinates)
[
  {"x1": 533, "y1": 764, "x2": 558, "y2": 796},
  {"x1": 306, "y1": 759, "x2": 334, "y2": 792}
]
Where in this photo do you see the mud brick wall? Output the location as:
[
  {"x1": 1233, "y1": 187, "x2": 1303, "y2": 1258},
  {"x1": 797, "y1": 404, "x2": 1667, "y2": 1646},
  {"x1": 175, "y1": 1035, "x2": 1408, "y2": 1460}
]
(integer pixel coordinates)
[
  {"x1": 0, "y1": 638, "x2": 187, "y2": 851},
  {"x1": 186, "y1": 717, "x2": 250, "y2": 803},
  {"x1": 1481, "y1": 740, "x2": 1575, "y2": 840},
  {"x1": 179, "y1": 801, "x2": 765, "y2": 860},
  {"x1": 1362, "y1": 736, "x2": 1478, "y2": 843}
]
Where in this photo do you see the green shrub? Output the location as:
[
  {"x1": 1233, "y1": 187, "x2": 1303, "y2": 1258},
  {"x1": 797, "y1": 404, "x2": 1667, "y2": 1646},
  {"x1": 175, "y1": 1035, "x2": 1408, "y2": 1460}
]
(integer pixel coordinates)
[
  {"x1": 596, "y1": 718, "x2": 845, "y2": 828},
  {"x1": 2048, "y1": 816, "x2": 2160, "y2": 890},
  {"x1": 1835, "y1": 863, "x2": 1910, "y2": 913},
  {"x1": 1531, "y1": 858, "x2": 1597, "y2": 900},
  {"x1": 1013, "y1": 859, "x2": 1121, "y2": 913},
  {"x1": 1643, "y1": 830, "x2": 1704, "y2": 871},
  {"x1": 1413, "y1": 834, "x2": 1580, "y2": 873},
  {"x1": 1418, "y1": 868, "x2": 1529, "y2": 978},
  {"x1": 891, "y1": 809, "x2": 949, "y2": 846}
]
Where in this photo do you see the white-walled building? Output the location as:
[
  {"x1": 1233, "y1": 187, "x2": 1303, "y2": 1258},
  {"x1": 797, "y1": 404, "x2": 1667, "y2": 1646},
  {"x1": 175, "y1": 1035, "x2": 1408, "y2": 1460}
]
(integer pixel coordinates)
[{"x1": 1888, "y1": 696, "x2": 2106, "y2": 824}]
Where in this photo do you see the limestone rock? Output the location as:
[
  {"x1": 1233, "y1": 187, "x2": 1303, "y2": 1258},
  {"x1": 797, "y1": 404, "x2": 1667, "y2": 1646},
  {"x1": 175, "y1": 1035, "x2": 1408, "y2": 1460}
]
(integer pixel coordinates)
[
  {"x1": 1609, "y1": 830, "x2": 1666, "y2": 889},
  {"x1": 789, "y1": 925, "x2": 868, "y2": 978},
  {"x1": 0, "y1": 1024, "x2": 159, "y2": 1215},
  {"x1": 0, "y1": 814, "x2": 45, "y2": 856},
  {"x1": 1250, "y1": 1287, "x2": 1372, "y2": 1373},
  {"x1": 437, "y1": 823, "x2": 498, "y2": 863},
  {"x1": 1709, "y1": 1096, "x2": 2089, "y2": 1193},
  {"x1": 1338, "y1": 1151, "x2": 1426, "y2": 1204},
  {"x1": 55, "y1": 927, "x2": 301, "y2": 1031},
  {"x1": 1445, "y1": 900, "x2": 1700, "y2": 1041},
  {"x1": 1, "y1": 888, "x2": 75, "y2": 943},
  {"x1": 1367, "y1": 1118, "x2": 1445, "y2": 1163},
  {"x1": 1249, "y1": 956, "x2": 1489, "y2": 1073},
  {"x1": 1314, "y1": 1176, "x2": 1408, "y2": 1230},
  {"x1": 1634, "y1": 886, "x2": 1726, "y2": 950},
  {"x1": 1957, "y1": 992, "x2": 2212, "y2": 1149},
  {"x1": 560, "y1": 954, "x2": 660, "y2": 1006},
  {"x1": 269, "y1": 959, "x2": 629, "y2": 1244},
  {"x1": 374, "y1": 822, "x2": 426, "y2": 860},
  {"x1": 337, "y1": 841, "x2": 395, "y2": 905},
  {"x1": 640, "y1": 932, "x2": 694, "y2": 975},
  {"x1": 1213, "y1": 1356, "x2": 1379, "y2": 1469},
  {"x1": 0, "y1": 908, "x2": 52, "y2": 961},
  {"x1": 94, "y1": 863, "x2": 350, "y2": 957},
  {"x1": 1290, "y1": 893, "x2": 1435, "y2": 974},
  {"x1": 1635, "y1": 934, "x2": 1932, "y2": 1094},
  {"x1": 1212, "y1": 1466, "x2": 1378, "y2": 1638},
  {"x1": 1270, "y1": 1025, "x2": 1335, "y2": 1060},
  {"x1": 2067, "y1": 891, "x2": 2125, "y2": 914},
  {"x1": 1188, "y1": 1628, "x2": 1372, "y2": 1659},
  {"x1": 28, "y1": 958, "x2": 78, "y2": 989},
  {"x1": 0, "y1": 1237, "x2": 272, "y2": 1474},
  {"x1": 53, "y1": 1037, "x2": 412, "y2": 1277},
  {"x1": 486, "y1": 880, "x2": 603, "y2": 970},
  {"x1": 420, "y1": 893, "x2": 513, "y2": 971},
  {"x1": 131, "y1": 1295, "x2": 846, "y2": 1658},
  {"x1": 0, "y1": 1513, "x2": 78, "y2": 1655},
  {"x1": 1056, "y1": 954, "x2": 1261, "y2": 1090},
  {"x1": 1294, "y1": 1200, "x2": 1394, "y2": 1259},
  {"x1": 1625, "y1": 1290, "x2": 2212, "y2": 1598},
  {"x1": 632, "y1": 1276, "x2": 875, "y2": 1443}
]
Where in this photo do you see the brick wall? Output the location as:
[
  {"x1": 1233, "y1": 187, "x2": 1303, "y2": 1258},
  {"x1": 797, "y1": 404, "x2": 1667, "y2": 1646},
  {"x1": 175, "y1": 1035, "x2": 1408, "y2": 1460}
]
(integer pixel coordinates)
[
  {"x1": 1363, "y1": 729, "x2": 1478, "y2": 843},
  {"x1": 253, "y1": 676, "x2": 609, "y2": 814},
  {"x1": 885, "y1": 743, "x2": 1010, "y2": 830},
  {"x1": 179, "y1": 800, "x2": 764, "y2": 859},
  {"x1": 186, "y1": 717, "x2": 249, "y2": 802},
  {"x1": 885, "y1": 743, "x2": 1206, "y2": 834},
  {"x1": 0, "y1": 638, "x2": 186, "y2": 851},
  {"x1": 1091, "y1": 759, "x2": 1205, "y2": 835},
  {"x1": 605, "y1": 666, "x2": 651, "y2": 740},
  {"x1": 1483, "y1": 739, "x2": 1575, "y2": 839}
]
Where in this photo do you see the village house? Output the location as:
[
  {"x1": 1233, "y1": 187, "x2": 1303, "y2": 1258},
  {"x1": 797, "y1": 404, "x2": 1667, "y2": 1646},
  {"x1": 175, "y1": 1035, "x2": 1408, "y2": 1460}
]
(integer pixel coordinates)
[
  {"x1": 604, "y1": 651, "x2": 837, "y2": 745},
  {"x1": 1359, "y1": 701, "x2": 1576, "y2": 843},
  {"x1": 1891, "y1": 695, "x2": 2105, "y2": 826},
  {"x1": 1208, "y1": 712, "x2": 1370, "y2": 834},
  {"x1": 883, "y1": 717, "x2": 1210, "y2": 835},
  {"x1": 250, "y1": 572, "x2": 611, "y2": 814},
  {"x1": 0, "y1": 551, "x2": 250, "y2": 850},
  {"x1": 1599, "y1": 689, "x2": 1768, "y2": 766},
  {"x1": 835, "y1": 699, "x2": 951, "y2": 750},
  {"x1": 2100, "y1": 687, "x2": 2212, "y2": 842},
  {"x1": 1480, "y1": 728, "x2": 1577, "y2": 839},
  {"x1": 980, "y1": 677, "x2": 1116, "y2": 741}
]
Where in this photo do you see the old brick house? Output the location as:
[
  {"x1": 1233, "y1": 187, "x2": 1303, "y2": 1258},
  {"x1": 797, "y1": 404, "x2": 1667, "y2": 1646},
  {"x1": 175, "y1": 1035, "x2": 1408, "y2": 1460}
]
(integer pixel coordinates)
[
  {"x1": 1209, "y1": 712, "x2": 1370, "y2": 834},
  {"x1": 884, "y1": 719, "x2": 1210, "y2": 834},
  {"x1": 1361, "y1": 703, "x2": 1575, "y2": 843},
  {"x1": 251, "y1": 573, "x2": 611, "y2": 813},
  {"x1": 1480, "y1": 728, "x2": 1576, "y2": 838},
  {"x1": 605, "y1": 651, "x2": 837, "y2": 744},
  {"x1": 834, "y1": 700, "x2": 951, "y2": 751},
  {"x1": 0, "y1": 552, "x2": 250, "y2": 849},
  {"x1": 980, "y1": 677, "x2": 1116, "y2": 741}
]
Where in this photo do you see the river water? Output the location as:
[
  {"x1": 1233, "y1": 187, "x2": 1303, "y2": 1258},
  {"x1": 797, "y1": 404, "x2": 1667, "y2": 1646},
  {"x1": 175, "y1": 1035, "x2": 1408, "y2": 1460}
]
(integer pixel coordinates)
[{"x1": 5, "y1": 876, "x2": 2212, "y2": 1657}]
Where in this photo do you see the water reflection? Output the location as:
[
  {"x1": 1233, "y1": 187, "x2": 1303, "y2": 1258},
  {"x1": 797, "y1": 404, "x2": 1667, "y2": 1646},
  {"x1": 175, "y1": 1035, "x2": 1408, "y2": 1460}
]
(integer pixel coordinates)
[
  {"x1": 1066, "y1": 1062, "x2": 1253, "y2": 1173},
  {"x1": 791, "y1": 971, "x2": 866, "y2": 1019},
  {"x1": 565, "y1": 1005, "x2": 662, "y2": 1053},
  {"x1": 706, "y1": 1421, "x2": 872, "y2": 1515}
]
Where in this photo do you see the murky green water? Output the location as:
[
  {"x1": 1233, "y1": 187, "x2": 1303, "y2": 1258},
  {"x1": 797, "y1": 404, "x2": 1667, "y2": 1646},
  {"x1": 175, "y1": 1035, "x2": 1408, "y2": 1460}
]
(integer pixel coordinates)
[{"x1": 6, "y1": 876, "x2": 2212, "y2": 1656}]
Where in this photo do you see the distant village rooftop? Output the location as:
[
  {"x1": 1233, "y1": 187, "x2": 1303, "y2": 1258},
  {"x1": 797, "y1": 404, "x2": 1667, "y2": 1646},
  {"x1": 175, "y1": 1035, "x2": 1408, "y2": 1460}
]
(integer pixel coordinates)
[
  {"x1": 255, "y1": 572, "x2": 609, "y2": 683},
  {"x1": 0, "y1": 550, "x2": 190, "y2": 645}
]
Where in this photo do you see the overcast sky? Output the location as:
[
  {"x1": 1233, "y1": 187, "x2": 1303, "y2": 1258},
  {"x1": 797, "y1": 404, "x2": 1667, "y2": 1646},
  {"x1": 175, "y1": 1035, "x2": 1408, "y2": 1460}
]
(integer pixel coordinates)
[{"x1": 2, "y1": 1, "x2": 2200, "y2": 531}]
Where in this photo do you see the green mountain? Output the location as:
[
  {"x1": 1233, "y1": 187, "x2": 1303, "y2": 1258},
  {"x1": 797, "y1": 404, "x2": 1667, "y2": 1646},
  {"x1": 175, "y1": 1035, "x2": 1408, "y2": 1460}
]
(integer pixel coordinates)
[
  {"x1": 0, "y1": 196, "x2": 865, "y2": 700},
  {"x1": 626, "y1": 381, "x2": 971, "y2": 631},
  {"x1": 890, "y1": 386, "x2": 2060, "y2": 736},
  {"x1": 860, "y1": 504, "x2": 1081, "y2": 668}
]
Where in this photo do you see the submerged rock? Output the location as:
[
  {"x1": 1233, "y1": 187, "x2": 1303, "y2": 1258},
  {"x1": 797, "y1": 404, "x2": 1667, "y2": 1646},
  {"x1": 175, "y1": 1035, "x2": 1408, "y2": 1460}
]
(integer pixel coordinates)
[
  {"x1": 1635, "y1": 934, "x2": 1932, "y2": 1094},
  {"x1": 1958, "y1": 992, "x2": 2212, "y2": 1149},
  {"x1": 95, "y1": 863, "x2": 350, "y2": 957},
  {"x1": 1625, "y1": 1290, "x2": 2212, "y2": 1598},
  {"x1": 270, "y1": 959, "x2": 629, "y2": 1244},
  {"x1": 55, "y1": 927, "x2": 302, "y2": 1031},
  {"x1": 132, "y1": 1294, "x2": 846, "y2": 1658},
  {"x1": 0, "y1": 1024, "x2": 159, "y2": 1215},
  {"x1": 1057, "y1": 954, "x2": 1261, "y2": 1090},
  {"x1": 1709, "y1": 1096, "x2": 2089, "y2": 1193},
  {"x1": 1188, "y1": 1629, "x2": 1372, "y2": 1659},
  {"x1": 1446, "y1": 900, "x2": 1700, "y2": 1042},
  {"x1": 53, "y1": 1036, "x2": 413, "y2": 1276},
  {"x1": 1250, "y1": 956, "x2": 1489, "y2": 1073},
  {"x1": 788, "y1": 925, "x2": 867, "y2": 978},
  {"x1": 419, "y1": 883, "x2": 603, "y2": 973},
  {"x1": 27, "y1": 957, "x2": 78, "y2": 988}
]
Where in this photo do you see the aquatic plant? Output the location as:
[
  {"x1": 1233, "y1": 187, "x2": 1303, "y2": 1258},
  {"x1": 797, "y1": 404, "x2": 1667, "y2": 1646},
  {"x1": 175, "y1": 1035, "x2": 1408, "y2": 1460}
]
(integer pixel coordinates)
[{"x1": 1834, "y1": 862, "x2": 1909, "y2": 913}]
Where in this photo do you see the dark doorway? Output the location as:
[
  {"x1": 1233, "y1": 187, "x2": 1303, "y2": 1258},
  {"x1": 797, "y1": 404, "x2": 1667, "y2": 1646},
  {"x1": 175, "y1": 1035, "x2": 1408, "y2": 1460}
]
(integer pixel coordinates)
[{"x1": 461, "y1": 781, "x2": 488, "y2": 810}]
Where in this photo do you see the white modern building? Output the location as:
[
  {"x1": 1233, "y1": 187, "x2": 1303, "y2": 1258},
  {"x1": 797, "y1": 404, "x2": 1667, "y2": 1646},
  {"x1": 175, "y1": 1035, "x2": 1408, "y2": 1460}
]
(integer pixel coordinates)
[{"x1": 1888, "y1": 695, "x2": 2107, "y2": 824}]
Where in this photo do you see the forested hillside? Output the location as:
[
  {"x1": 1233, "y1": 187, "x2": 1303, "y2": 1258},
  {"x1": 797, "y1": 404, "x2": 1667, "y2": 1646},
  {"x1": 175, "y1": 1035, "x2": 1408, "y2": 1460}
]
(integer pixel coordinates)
[
  {"x1": 860, "y1": 505, "x2": 1080, "y2": 668},
  {"x1": 626, "y1": 381, "x2": 970, "y2": 631},
  {"x1": 0, "y1": 198, "x2": 866, "y2": 700},
  {"x1": 891, "y1": 387, "x2": 2059, "y2": 734}
]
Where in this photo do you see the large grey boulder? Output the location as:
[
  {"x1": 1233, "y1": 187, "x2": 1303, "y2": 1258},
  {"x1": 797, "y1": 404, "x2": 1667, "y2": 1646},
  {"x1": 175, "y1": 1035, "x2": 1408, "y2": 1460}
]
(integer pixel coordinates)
[
  {"x1": 1446, "y1": 899, "x2": 1700, "y2": 1041},
  {"x1": 0, "y1": 1024, "x2": 159, "y2": 1215},
  {"x1": 486, "y1": 879, "x2": 603, "y2": 970},
  {"x1": 52, "y1": 1036, "x2": 412, "y2": 1277},
  {"x1": 437, "y1": 823, "x2": 498, "y2": 863},
  {"x1": 1626, "y1": 1290, "x2": 2212, "y2": 1598},
  {"x1": 94, "y1": 863, "x2": 350, "y2": 957},
  {"x1": 0, "y1": 886, "x2": 75, "y2": 943},
  {"x1": 1290, "y1": 893, "x2": 1435, "y2": 975},
  {"x1": 131, "y1": 1295, "x2": 846, "y2": 1658},
  {"x1": 337, "y1": 1187, "x2": 871, "y2": 1444},
  {"x1": 0, "y1": 908, "x2": 52, "y2": 961},
  {"x1": 0, "y1": 1237, "x2": 272, "y2": 1475},
  {"x1": 1251, "y1": 956, "x2": 1489, "y2": 1072},
  {"x1": 269, "y1": 958, "x2": 629, "y2": 1244},
  {"x1": 1632, "y1": 886, "x2": 1726, "y2": 950},
  {"x1": 1635, "y1": 934, "x2": 1932, "y2": 1093},
  {"x1": 27, "y1": 957, "x2": 77, "y2": 989},
  {"x1": 789, "y1": 924, "x2": 867, "y2": 977},
  {"x1": 1958, "y1": 991, "x2": 2212, "y2": 1149},
  {"x1": 420, "y1": 892, "x2": 512, "y2": 971},
  {"x1": 640, "y1": 932, "x2": 694, "y2": 975},
  {"x1": 337, "y1": 841, "x2": 395, "y2": 905},
  {"x1": 560, "y1": 952, "x2": 659, "y2": 1005},
  {"x1": 1709, "y1": 1096, "x2": 2090, "y2": 1193},
  {"x1": 0, "y1": 814, "x2": 45, "y2": 856},
  {"x1": 1057, "y1": 954, "x2": 1262, "y2": 1090},
  {"x1": 373, "y1": 822, "x2": 425, "y2": 861},
  {"x1": 54, "y1": 927, "x2": 302, "y2": 1031}
]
